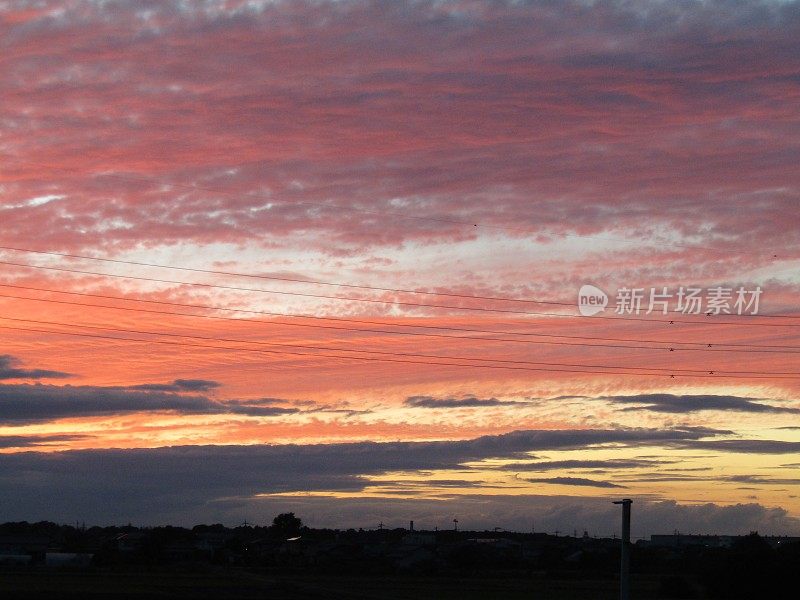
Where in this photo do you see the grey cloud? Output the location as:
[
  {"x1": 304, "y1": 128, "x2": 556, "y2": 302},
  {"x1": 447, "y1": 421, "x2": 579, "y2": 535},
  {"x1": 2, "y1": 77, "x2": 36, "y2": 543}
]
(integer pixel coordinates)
[
  {"x1": 0, "y1": 427, "x2": 722, "y2": 523},
  {"x1": 222, "y1": 398, "x2": 301, "y2": 417},
  {"x1": 606, "y1": 394, "x2": 800, "y2": 414},
  {"x1": 618, "y1": 473, "x2": 800, "y2": 485},
  {"x1": 381, "y1": 479, "x2": 496, "y2": 490},
  {"x1": 726, "y1": 475, "x2": 800, "y2": 485},
  {"x1": 130, "y1": 379, "x2": 221, "y2": 392},
  {"x1": 0, "y1": 383, "x2": 297, "y2": 424},
  {"x1": 619, "y1": 474, "x2": 707, "y2": 483},
  {"x1": 404, "y1": 395, "x2": 528, "y2": 408},
  {"x1": 671, "y1": 439, "x2": 800, "y2": 454},
  {"x1": 521, "y1": 476, "x2": 625, "y2": 489},
  {"x1": 0, "y1": 355, "x2": 71, "y2": 380},
  {"x1": 0, "y1": 434, "x2": 91, "y2": 448},
  {"x1": 498, "y1": 458, "x2": 672, "y2": 471}
]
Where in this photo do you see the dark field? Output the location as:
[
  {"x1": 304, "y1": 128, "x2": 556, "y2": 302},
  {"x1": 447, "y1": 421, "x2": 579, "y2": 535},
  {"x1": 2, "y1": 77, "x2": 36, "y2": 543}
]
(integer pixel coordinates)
[{"x1": 0, "y1": 569, "x2": 675, "y2": 599}]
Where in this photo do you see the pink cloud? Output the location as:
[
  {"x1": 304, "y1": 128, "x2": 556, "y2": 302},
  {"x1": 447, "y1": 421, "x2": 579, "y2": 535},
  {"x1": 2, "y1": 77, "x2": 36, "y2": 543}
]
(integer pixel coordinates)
[{"x1": 0, "y1": 0, "x2": 797, "y2": 264}]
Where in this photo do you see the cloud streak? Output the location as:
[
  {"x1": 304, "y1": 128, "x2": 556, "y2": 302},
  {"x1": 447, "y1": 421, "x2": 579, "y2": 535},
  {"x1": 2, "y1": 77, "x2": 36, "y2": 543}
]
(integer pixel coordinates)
[
  {"x1": 0, "y1": 433, "x2": 90, "y2": 448},
  {"x1": 606, "y1": 394, "x2": 800, "y2": 414},
  {"x1": 499, "y1": 458, "x2": 672, "y2": 472},
  {"x1": 404, "y1": 395, "x2": 529, "y2": 408},
  {"x1": 0, "y1": 381, "x2": 298, "y2": 424},
  {"x1": 0, "y1": 354, "x2": 70, "y2": 380},
  {"x1": 520, "y1": 476, "x2": 625, "y2": 489}
]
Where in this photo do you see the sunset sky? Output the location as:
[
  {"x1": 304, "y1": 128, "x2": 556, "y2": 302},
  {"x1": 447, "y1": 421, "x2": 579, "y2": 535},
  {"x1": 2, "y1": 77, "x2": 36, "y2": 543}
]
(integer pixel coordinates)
[{"x1": 1, "y1": 0, "x2": 799, "y2": 537}]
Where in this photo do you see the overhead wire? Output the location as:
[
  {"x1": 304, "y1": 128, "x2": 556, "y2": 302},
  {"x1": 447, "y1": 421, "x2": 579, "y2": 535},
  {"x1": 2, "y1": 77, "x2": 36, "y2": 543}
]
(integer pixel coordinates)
[
  {"x1": 7, "y1": 314, "x2": 790, "y2": 374},
  {"x1": 1, "y1": 318, "x2": 798, "y2": 379},
  {"x1": 0, "y1": 285, "x2": 798, "y2": 354},
  {"x1": 1, "y1": 245, "x2": 795, "y2": 319},
  {"x1": 1, "y1": 259, "x2": 798, "y2": 327}
]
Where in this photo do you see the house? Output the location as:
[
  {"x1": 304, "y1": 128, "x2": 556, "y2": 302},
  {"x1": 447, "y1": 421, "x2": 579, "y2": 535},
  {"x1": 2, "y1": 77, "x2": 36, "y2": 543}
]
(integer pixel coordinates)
[
  {"x1": 0, "y1": 534, "x2": 50, "y2": 563},
  {"x1": 45, "y1": 552, "x2": 94, "y2": 567}
]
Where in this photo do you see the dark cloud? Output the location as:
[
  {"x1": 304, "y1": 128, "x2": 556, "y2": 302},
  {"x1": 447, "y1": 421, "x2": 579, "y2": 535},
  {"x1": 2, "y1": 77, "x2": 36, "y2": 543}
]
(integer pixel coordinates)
[
  {"x1": 619, "y1": 474, "x2": 708, "y2": 483},
  {"x1": 404, "y1": 395, "x2": 528, "y2": 408},
  {"x1": 381, "y1": 479, "x2": 496, "y2": 490},
  {"x1": 498, "y1": 458, "x2": 673, "y2": 471},
  {"x1": 672, "y1": 439, "x2": 800, "y2": 454},
  {"x1": 0, "y1": 354, "x2": 71, "y2": 381},
  {"x1": 606, "y1": 394, "x2": 800, "y2": 414},
  {"x1": 0, "y1": 427, "x2": 722, "y2": 522},
  {"x1": 0, "y1": 434, "x2": 91, "y2": 448},
  {"x1": 130, "y1": 379, "x2": 221, "y2": 392},
  {"x1": 726, "y1": 475, "x2": 800, "y2": 485},
  {"x1": 0, "y1": 383, "x2": 298, "y2": 424},
  {"x1": 521, "y1": 476, "x2": 625, "y2": 489},
  {"x1": 620, "y1": 472, "x2": 800, "y2": 485},
  {"x1": 222, "y1": 398, "x2": 302, "y2": 417}
]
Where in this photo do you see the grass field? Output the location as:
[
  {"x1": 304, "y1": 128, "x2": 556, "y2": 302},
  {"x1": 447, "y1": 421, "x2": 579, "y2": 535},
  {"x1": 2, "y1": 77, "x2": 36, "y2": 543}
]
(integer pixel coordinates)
[{"x1": 0, "y1": 568, "x2": 682, "y2": 599}]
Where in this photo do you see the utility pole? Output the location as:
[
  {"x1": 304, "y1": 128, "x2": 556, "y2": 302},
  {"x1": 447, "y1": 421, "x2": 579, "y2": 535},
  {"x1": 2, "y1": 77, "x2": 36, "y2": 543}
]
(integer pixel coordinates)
[{"x1": 613, "y1": 499, "x2": 633, "y2": 600}]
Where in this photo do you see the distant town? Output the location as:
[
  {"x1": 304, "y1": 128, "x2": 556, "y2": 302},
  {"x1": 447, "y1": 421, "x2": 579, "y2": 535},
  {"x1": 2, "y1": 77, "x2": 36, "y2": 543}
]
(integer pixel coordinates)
[{"x1": 1, "y1": 514, "x2": 797, "y2": 599}]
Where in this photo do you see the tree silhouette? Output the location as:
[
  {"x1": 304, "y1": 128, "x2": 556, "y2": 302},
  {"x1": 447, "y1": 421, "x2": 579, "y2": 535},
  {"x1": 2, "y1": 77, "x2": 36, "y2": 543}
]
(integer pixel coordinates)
[{"x1": 271, "y1": 512, "x2": 302, "y2": 537}]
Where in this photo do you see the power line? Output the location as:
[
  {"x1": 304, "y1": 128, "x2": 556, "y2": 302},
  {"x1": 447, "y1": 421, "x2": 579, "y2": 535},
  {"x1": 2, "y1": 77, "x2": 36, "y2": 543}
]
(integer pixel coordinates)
[
  {"x1": 1, "y1": 286, "x2": 798, "y2": 354},
  {"x1": 2, "y1": 259, "x2": 798, "y2": 327},
  {"x1": 1, "y1": 245, "x2": 794, "y2": 319},
  {"x1": 1, "y1": 318, "x2": 798, "y2": 379},
  {"x1": 7, "y1": 314, "x2": 792, "y2": 375},
  {"x1": 0, "y1": 258, "x2": 571, "y2": 316},
  {"x1": 0, "y1": 322, "x2": 679, "y2": 378},
  {"x1": 0, "y1": 245, "x2": 571, "y2": 307}
]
